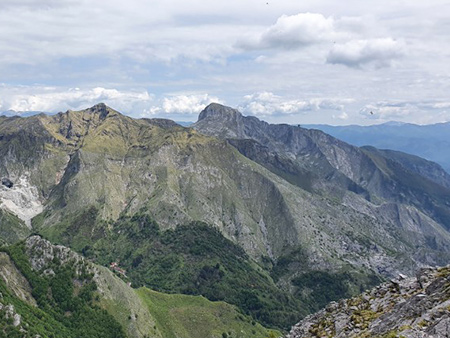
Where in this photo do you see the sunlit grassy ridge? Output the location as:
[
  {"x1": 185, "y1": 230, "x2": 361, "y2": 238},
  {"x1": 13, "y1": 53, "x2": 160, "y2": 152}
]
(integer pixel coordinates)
[
  {"x1": 0, "y1": 238, "x2": 281, "y2": 338},
  {"x1": 137, "y1": 288, "x2": 281, "y2": 338}
]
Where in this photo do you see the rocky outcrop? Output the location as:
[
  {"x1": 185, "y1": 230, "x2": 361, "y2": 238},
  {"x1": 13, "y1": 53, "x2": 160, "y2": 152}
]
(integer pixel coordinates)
[
  {"x1": 0, "y1": 303, "x2": 21, "y2": 327},
  {"x1": 287, "y1": 266, "x2": 450, "y2": 338},
  {"x1": 21, "y1": 235, "x2": 161, "y2": 338},
  {"x1": 0, "y1": 295, "x2": 25, "y2": 335},
  {"x1": 25, "y1": 235, "x2": 83, "y2": 273}
]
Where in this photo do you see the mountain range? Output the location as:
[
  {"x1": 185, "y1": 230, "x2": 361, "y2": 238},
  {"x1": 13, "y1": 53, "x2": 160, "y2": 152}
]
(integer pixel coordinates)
[
  {"x1": 0, "y1": 110, "x2": 47, "y2": 118},
  {"x1": 1, "y1": 103, "x2": 450, "y2": 336},
  {"x1": 305, "y1": 122, "x2": 450, "y2": 174}
]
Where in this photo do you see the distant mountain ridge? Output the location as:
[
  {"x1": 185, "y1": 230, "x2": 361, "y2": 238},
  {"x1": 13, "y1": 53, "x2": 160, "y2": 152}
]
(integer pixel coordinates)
[
  {"x1": 305, "y1": 121, "x2": 450, "y2": 174},
  {"x1": 0, "y1": 110, "x2": 47, "y2": 117},
  {"x1": 194, "y1": 103, "x2": 450, "y2": 229}
]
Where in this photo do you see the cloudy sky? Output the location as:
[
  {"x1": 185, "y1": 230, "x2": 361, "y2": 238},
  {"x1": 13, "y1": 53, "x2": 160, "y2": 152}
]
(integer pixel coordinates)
[{"x1": 0, "y1": 0, "x2": 449, "y2": 125}]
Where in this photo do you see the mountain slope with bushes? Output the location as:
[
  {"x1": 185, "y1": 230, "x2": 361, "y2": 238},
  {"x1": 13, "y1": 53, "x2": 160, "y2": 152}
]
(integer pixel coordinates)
[
  {"x1": 0, "y1": 236, "x2": 279, "y2": 338},
  {"x1": 1, "y1": 103, "x2": 450, "y2": 330}
]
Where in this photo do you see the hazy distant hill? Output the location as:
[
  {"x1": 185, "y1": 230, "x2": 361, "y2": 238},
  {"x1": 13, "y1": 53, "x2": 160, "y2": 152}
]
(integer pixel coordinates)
[
  {"x1": 0, "y1": 110, "x2": 46, "y2": 117},
  {"x1": 305, "y1": 122, "x2": 450, "y2": 173}
]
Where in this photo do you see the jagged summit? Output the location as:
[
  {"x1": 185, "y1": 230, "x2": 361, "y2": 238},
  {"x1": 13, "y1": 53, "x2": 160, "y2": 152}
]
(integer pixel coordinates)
[
  {"x1": 63, "y1": 102, "x2": 122, "y2": 121},
  {"x1": 85, "y1": 102, "x2": 112, "y2": 120},
  {"x1": 23, "y1": 103, "x2": 142, "y2": 156},
  {"x1": 198, "y1": 103, "x2": 243, "y2": 122},
  {"x1": 287, "y1": 265, "x2": 450, "y2": 338},
  {"x1": 195, "y1": 103, "x2": 247, "y2": 138}
]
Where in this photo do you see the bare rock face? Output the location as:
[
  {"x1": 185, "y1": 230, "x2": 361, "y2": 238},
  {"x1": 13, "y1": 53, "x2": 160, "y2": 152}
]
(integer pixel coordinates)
[
  {"x1": 194, "y1": 103, "x2": 450, "y2": 265},
  {"x1": 25, "y1": 235, "x2": 83, "y2": 273},
  {"x1": 0, "y1": 304, "x2": 21, "y2": 327},
  {"x1": 0, "y1": 252, "x2": 36, "y2": 306},
  {"x1": 0, "y1": 175, "x2": 43, "y2": 228},
  {"x1": 286, "y1": 266, "x2": 450, "y2": 338}
]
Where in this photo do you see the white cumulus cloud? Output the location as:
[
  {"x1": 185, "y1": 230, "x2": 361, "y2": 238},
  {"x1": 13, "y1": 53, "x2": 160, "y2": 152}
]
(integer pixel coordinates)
[
  {"x1": 146, "y1": 94, "x2": 222, "y2": 116},
  {"x1": 333, "y1": 111, "x2": 349, "y2": 120},
  {"x1": 0, "y1": 85, "x2": 153, "y2": 114},
  {"x1": 327, "y1": 38, "x2": 404, "y2": 68},
  {"x1": 238, "y1": 13, "x2": 336, "y2": 50},
  {"x1": 238, "y1": 92, "x2": 353, "y2": 117},
  {"x1": 359, "y1": 101, "x2": 421, "y2": 122}
]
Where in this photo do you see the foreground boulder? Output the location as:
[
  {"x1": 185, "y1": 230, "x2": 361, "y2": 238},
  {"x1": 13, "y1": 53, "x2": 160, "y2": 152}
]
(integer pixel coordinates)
[{"x1": 287, "y1": 266, "x2": 450, "y2": 338}]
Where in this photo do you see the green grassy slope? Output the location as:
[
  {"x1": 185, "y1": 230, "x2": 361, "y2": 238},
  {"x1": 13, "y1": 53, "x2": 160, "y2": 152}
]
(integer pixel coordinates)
[
  {"x1": 39, "y1": 209, "x2": 383, "y2": 331},
  {"x1": 137, "y1": 288, "x2": 281, "y2": 338},
  {"x1": 0, "y1": 209, "x2": 30, "y2": 245},
  {"x1": 38, "y1": 206, "x2": 387, "y2": 330}
]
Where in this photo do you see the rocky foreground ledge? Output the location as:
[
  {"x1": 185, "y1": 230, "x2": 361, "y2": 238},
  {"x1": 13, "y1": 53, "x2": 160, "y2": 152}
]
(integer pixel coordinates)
[{"x1": 287, "y1": 266, "x2": 450, "y2": 338}]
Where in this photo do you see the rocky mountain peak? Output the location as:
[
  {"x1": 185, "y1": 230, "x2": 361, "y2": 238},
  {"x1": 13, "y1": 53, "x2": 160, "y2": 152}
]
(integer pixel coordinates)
[
  {"x1": 195, "y1": 103, "x2": 247, "y2": 138},
  {"x1": 44, "y1": 103, "x2": 128, "y2": 144},
  {"x1": 87, "y1": 102, "x2": 110, "y2": 119},
  {"x1": 198, "y1": 103, "x2": 243, "y2": 122},
  {"x1": 59, "y1": 103, "x2": 121, "y2": 125},
  {"x1": 81, "y1": 102, "x2": 122, "y2": 122},
  {"x1": 88, "y1": 102, "x2": 110, "y2": 117},
  {"x1": 287, "y1": 265, "x2": 450, "y2": 338}
]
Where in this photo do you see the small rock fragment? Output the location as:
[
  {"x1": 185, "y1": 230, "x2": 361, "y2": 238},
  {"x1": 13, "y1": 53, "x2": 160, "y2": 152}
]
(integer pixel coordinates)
[{"x1": 1, "y1": 177, "x2": 13, "y2": 188}]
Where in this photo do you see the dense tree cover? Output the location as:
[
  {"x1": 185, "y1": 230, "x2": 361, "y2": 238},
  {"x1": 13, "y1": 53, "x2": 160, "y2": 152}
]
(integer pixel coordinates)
[
  {"x1": 292, "y1": 271, "x2": 382, "y2": 312},
  {"x1": 91, "y1": 213, "x2": 305, "y2": 330},
  {"x1": 0, "y1": 243, "x2": 125, "y2": 338},
  {"x1": 292, "y1": 271, "x2": 351, "y2": 311},
  {"x1": 0, "y1": 277, "x2": 70, "y2": 338}
]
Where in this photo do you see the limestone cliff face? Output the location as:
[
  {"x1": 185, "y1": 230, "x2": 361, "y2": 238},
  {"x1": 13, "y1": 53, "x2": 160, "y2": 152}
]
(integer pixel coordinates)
[
  {"x1": 194, "y1": 104, "x2": 450, "y2": 216},
  {"x1": 194, "y1": 103, "x2": 450, "y2": 267},
  {"x1": 287, "y1": 266, "x2": 450, "y2": 338}
]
